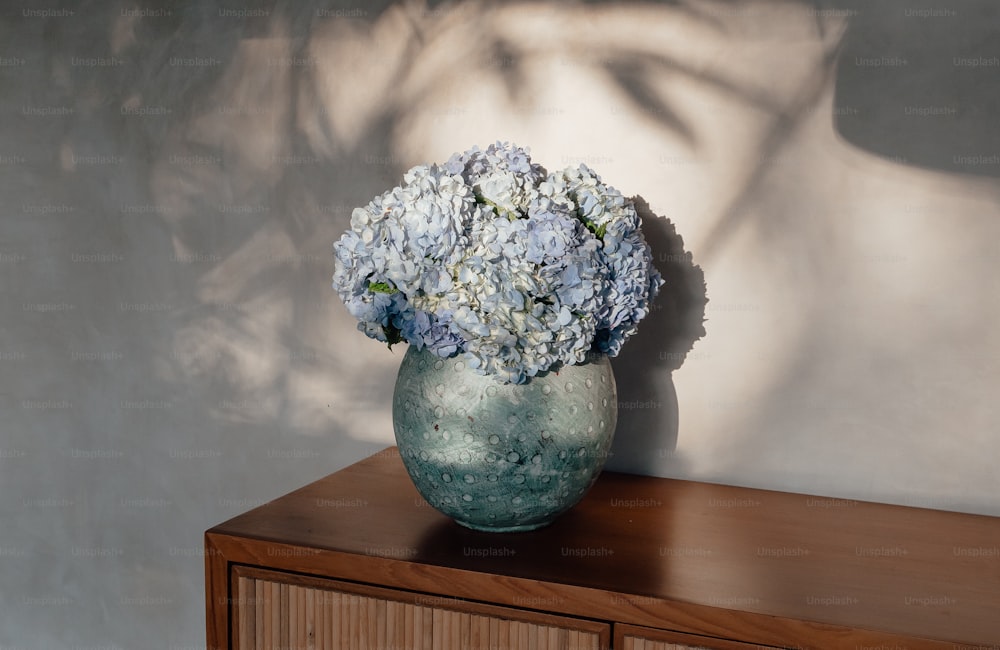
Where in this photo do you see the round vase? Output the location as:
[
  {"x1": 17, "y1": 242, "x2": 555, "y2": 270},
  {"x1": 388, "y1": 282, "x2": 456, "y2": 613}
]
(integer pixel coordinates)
[{"x1": 392, "y1": 345, "x2": 618, "y2": 532}]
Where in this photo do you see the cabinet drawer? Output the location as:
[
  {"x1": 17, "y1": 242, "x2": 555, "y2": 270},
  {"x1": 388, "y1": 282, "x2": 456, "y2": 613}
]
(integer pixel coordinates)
[
  {"x1": 232, "y1": 566, "x2": 610, "y2": 650},
  {"x1": 616, "y1": 623, "x2": 783, "y2": 650}
]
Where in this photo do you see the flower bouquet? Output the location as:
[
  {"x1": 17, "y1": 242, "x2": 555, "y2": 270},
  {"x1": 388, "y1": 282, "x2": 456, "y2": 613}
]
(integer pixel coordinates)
[
  {"x1": 331, "y1": 142, "x2": 664, "y2": 530},
  {"x1": 332, "y1": 142, "x2": 663, "y2": 384}
]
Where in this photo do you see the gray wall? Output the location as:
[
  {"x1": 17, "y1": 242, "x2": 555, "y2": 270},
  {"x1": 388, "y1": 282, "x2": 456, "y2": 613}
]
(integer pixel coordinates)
[{"x1": 2, "y1": 1, "x2": 998, "y2": 647}]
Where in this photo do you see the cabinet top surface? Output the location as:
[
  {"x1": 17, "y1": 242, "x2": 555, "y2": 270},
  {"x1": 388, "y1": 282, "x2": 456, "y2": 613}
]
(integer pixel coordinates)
[{"x1": 209, "y1": 447, "x2": 1000, "y2": 644}]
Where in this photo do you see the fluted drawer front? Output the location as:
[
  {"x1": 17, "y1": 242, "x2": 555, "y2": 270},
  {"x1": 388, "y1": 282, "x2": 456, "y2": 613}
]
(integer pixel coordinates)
[
  {"x1": 616, "y1": 624, "x2": 783, "y2": 650},
  {"x1": 234, "y1": 570, "x2": 607, "y2": 650},
  {"x1": 620, "y1": 636, "x2": 772, "y2": 650},
  {"x1": 620, "y1": 637, "x2": 706, "y2": 650}
]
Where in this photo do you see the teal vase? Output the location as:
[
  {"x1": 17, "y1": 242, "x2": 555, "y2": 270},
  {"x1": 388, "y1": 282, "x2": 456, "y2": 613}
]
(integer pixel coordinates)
[{"x1": 392, "y1": 346, "x2": 618, "y2": 532}]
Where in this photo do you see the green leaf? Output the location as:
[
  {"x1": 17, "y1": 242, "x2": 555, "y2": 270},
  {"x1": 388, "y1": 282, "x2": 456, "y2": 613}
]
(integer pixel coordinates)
[
  {"x1": 368, "y1": 281, "x2": 397, "y2": 294},
  {"x1": 474, "y1": 192, "x2": 492, "y2": 207},
  {"x1": 581, "y1": 218, "x2": 607, "y2": 239}
]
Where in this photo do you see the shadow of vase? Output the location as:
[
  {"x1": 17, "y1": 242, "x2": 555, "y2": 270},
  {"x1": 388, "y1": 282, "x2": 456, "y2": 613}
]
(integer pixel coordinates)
[{"x1": 605, "y1": 197, "x2": 707, "y2": 475}]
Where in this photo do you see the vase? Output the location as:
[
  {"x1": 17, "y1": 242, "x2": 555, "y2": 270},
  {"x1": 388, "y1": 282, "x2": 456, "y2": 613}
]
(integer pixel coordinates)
[{"x1": 392, "y1": 345, "x2": 618, "y2": 532}]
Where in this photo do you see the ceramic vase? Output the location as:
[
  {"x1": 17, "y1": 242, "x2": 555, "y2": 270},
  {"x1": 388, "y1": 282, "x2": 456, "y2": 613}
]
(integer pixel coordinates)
[{"x1": 392, "y1": 345, "x2": 618, "y2": 532}]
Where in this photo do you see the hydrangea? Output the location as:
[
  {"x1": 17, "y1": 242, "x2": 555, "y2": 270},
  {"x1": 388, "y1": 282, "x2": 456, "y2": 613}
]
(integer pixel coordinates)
[{"x1": 332, "y1": 142, "x2": 664, "y2": 383}]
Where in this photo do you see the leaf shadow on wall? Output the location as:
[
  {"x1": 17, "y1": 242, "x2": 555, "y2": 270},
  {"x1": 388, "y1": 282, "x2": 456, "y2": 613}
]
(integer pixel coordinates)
[
  {"x1": 831, "y1": 0, "x2": 1000, "y2": 177},
  {"x1": 607, "y1": 198, "x2": 707, "y2": 475},
  {"x1": 97, "y1": 0, "x2": 814, "y2": 461}
]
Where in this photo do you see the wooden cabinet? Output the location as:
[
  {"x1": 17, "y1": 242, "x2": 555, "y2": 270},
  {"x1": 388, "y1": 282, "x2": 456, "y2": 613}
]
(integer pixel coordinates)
[{"x1": 206, "y1": 447, "x2": 1000, "y2": 649}]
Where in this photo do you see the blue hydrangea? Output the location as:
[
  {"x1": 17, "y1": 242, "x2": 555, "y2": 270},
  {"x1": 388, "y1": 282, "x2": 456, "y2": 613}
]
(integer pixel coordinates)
[
  {"x1": 445, "y1": 142, "x2": 546, "y2": 218},
  {"x1": 332, "y1": 142, "x2": 664, "y2": 383}
]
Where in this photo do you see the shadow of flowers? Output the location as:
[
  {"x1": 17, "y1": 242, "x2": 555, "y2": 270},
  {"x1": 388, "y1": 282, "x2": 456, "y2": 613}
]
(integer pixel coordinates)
[{"x1": 607, "y1": 198, "x2": 707, "y2": 474}]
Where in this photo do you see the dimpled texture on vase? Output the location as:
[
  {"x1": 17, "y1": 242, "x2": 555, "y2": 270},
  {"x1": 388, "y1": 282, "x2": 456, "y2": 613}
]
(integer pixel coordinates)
[{"x1": 392, "y1": 345, "x2": 618, "y2": 532}]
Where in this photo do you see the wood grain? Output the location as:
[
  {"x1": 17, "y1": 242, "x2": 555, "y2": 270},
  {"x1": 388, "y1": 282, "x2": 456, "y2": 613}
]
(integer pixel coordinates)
[
  {"x1": 272, "y1": 580, "x2": 280, "y2": 649},
  {"x1": 209, "y1": 447, "x2": 1000, "y2": 649},
  {"x1": 257, "y1": 581, "x2": 267, "y2": 650},
  {"x1": 203, "y1": 533, "x2": 230, "y2": 650},
  {"x1": 616, "y1": 623, "x2": 785, "y2": 649},
  {"x1": 231, "y1": 566, "x2": 607, "y2": 649}
]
